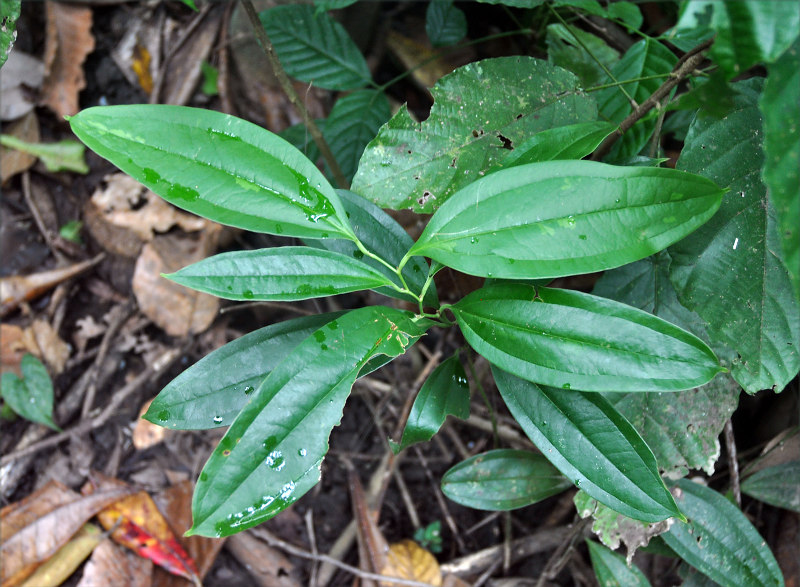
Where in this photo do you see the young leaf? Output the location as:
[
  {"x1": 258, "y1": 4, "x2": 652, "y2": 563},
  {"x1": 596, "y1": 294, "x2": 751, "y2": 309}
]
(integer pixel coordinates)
[
  {"x1": 426, "y1": 1, "x2": 467, "y2": 47},
  {"x1": 441, "y1": 449, "x2": 571, "y2": 511},
  {"x1": 352, "y1": 56, "x2": 597, "y2": 212},
  {"x1": 669, "y1": 78, "x2": 800, "y2": 394},
  {"x1": 307, "y1": 190, "x2": 437, "y2": 306},
  {"x1": 494, "y1": 368, "x2": 682, "y2": 523},
  {"x1": 408, "y1": 160, "x2": 724, "y2": 281},
  {"x1": 260, "y1": 4, "x2": 371, "y2": 90},
  {"x1": 546, "y1": 23, "x2": 620, "y2": 89},
  {"x1": 740, "y1": 462, "x2": 800, "y2": 512},
  {"x1": 68, "y1": 105, "x2": 355, "y2": 241},
  {"x1": 165, "y1": 247, "x2": 395, "y2": 302},
  {"x1": 662, "y1": 479, "x2": 785, "y2": 587},
  {"x1": 587, "y1": 540, "x2": 652, "y2": 587},
  {"x1": 392, "y1": 354, "x2": 470, "y2": 453},
  {"x1": 1, "y1": 354, "x2": 60, "y2": 431},
  {"x1": 188, "y1": 306, "x2": 430, "y2": 537},
  {"x1": 452, "y1": 283, "x2": 722, "y2": 393}
]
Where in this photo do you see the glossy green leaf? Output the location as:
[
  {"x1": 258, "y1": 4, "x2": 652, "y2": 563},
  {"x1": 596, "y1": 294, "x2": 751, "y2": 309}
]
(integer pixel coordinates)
[
  {"x1": 68, "y1": 105, "x2": 354, "y2": 240},
  {"x1": 0, "y1": 355, "x2": 60, "y2": 431},
  {"x1": 761, "y1": 39, "x2": 800, "y2": 298},
  {"x1": 441, "y1": 449, "x2": 570, "y2": 511},
  {"x1": 546, "y1": 23, "x2": 620, "y2": 89},
  {"x1": 494, "y1": 368, "x2": 681, "y2": 522},
  {"x1": 323, "y1": 90, "x2": 390, "y2": 182},
  {"x1": 0, "y1": 0, "x2": 20, "y2": 69},
  {"x1": 392, "y1": 355, "x2": 470, "y2": 453},
  {"x1": 587, "y1": 540, "x2": 652, "y2": 587},
  {"x1": 278, "y1": 119, "x2": 324, "y2": 164},
  {"x1": 306, "y1": 190, "x2": 436, "y2": 306},
  {"x1": 144, "y1": 313, "x2": 346, "y2": 430},
  {"x1": 669, "y1": 79, "x2": 800, "y2": 394},
  {"x1": 260, "y1": 4, "x2": 371, "y2": 90},
  {"x1": 409, "y1": 160, "x2": 724, "y2": 281},
  {"x1": 454, "y1": 283, "x2": 722, "y2": 392},
  {"x1": 663, "y1": 479, "x2": 785, "y2": 587},
  {"x1": 165, "y1": 247, "x2": 394, "y2": 302},
  {"x1": 741, "y1": 461, "x2": 800, "y2": 512},
  {"x1": 674, "y1": 1, "x2": 799, "y2": 79},
  {"x1": 426, "y1": 1, "x2": 467, "y2": 47},
  {"x1": 352, "y1": 56, "x2": 597, "y2": 212},
  {"x1": 188, "y1": 306, "x2": 429, "y2": 537}
]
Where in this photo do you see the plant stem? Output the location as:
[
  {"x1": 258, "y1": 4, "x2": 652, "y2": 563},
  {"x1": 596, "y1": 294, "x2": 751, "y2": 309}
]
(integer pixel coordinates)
[
  {"x1": 240, "y1": 0, "x2": 349, "y2": 189},
  {"x1": 584, "y1": 72, "x2": 672, "y2": 92}
]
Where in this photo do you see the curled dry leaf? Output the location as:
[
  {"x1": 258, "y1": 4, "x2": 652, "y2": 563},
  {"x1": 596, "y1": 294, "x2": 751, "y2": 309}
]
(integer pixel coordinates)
[
  {"x1": 132, "y1": 399, "x2": 165, "y2": 450},
  {"x1": 0, "y1": 111, "x2": 39, "y2": 184},
  {"x1": 224, "y1": 532, "x2": 299, "y2": 587},
  {"x1": 380, "y1": 540, "x2": 442, "y2": 587},
  {"x1": 1, "y1": 324, "x2": 28, "y2": 376},
  {"x1": 77, "y1": 539, "x2": 153, "y2": 587},
  {"x1": 21, "y1": 320, "x2": 70, "y2": 375},
  {"x1": 19, "y1": 524, "x2": 103, "y2": 587}
]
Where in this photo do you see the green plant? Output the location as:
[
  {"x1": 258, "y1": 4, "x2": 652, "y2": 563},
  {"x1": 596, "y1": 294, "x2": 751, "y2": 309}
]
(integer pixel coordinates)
[{"x1": 67, "y1": 1, "x2": 798, "y2": 585}]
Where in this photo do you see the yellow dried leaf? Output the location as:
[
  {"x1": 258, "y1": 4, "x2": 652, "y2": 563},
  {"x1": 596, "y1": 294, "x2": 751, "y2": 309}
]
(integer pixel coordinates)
[{"x1": 380, "y1": 540, "x2": 441, "y2": 587}]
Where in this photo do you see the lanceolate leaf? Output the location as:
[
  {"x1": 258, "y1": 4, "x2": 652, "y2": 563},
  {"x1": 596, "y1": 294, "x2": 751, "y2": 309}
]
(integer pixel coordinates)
[
  {"x1": 408, "y1": 160, "x2": 724, "y2": 281},
  {"x1": 392, "y1": 354, "x2": 470, "y2": 453},
  {"x1": 352, "y1": 56, "x2": 597, "y2": 212},
  {"x1": 165, "y1": 247, "x2": 395, "y2": 302},
  {"x1": 144, "y1": 313, "x2": 346, "y2": 430},
  {"x1": 740, "y1": 461, "x2": 800, "y2": 512},
  {"x1": 0, "y1": 354, "x2": 60, "y2": 431},
  {"x1": 453, "y1": 283, "x2": 722, "y2": 393},
  {"x1": 669, "y1": 79, "x2": 800, "y2": 394},
  {"x1": 587, "y1": 540, "x2": 652, "y2": 587},
  {"x1": 441, "y1": 449, "x2": 571, "y2": 511},
  {"x1": 68, "y1": 105, "x2": 355, "y2": 240},
  {"x1": 260, "y1": 4, "x2": 371, "y2": 90},
  {"x1": 494, "y1": 368, "x2": 682, "y2": 523},
  {"x1": 663, "y1": 479, "x2": 785, "y2": 587},
  {"x1": 188, "y1": 307, "x2": 429, "y2": 537}
]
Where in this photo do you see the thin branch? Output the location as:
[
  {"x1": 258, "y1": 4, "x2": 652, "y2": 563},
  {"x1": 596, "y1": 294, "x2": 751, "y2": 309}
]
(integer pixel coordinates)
[
  {"x1": 725, "y1": 419, "x2": 741, "y2": 506},
  {"x1": 239, "y1": 0, "x2": 348, "y2": 189}
]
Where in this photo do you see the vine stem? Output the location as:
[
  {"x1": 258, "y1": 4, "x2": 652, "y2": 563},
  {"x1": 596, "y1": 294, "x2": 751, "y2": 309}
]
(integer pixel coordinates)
[{"x1": 240, "y1": 0, "x2": 349, "y2": 189}]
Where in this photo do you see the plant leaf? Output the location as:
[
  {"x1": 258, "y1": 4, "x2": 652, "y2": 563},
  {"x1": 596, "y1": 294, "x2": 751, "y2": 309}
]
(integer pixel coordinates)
[
  {"x1": 494, "y1": 368, "x2": 682, "y2": 522},
  {"x1": 260, "y1": 4, "x2": 371, "y2": 90},
  {"x1": 452, "y1": 283, "x2": 722, "y2": 392},
  {"x1": 408, "y1": 160, "x2": 724, "y2": 280},
  {"x1": 662, "y1": 479, "x2": 785, "y2": 587},
  {"x1": 68, "y1": 105, "x2": 355, "y2": 240},
  {"x1": 307, "y1": 189, "x2": 437, "y2": 306},
  {"x1": 0, "y1": 135, "x2": 88, "y2": 173},
  {"x1": 426, "y1": 1, "x2": 467, "y2": 47},
  {"x1": 323, "y1": 90, "x2": 391, "y2": 182},
  {"x1": 0, "y1": 0, "x2": 20, "y2": 69},
  {"x1": 0, "y1": 354, "x2": 60, "y2": 431},
  {"x1": 587, "y1": 540, "x2": 652, "y2": 587},
  {"x1": 607, "y1": 2, "x2": 643, "y2": 31},
  {"x1": 441, "y1": 449, "x2": 571, "y2": 511},
  {"x1": 760, "y1": 39, "x2": 799, "y2": 298},
  {"x1": 669, "y1": 78, "x2": 800, "y2": 394},
  {"x1": 392, "y1": 354, "x2": 470, "y2": 453},
  {"x1": 352, "y1": 56, "x2": 597, "y2": 212},
  {"x1": 741, "y1": 461, "x2": 800, "y2": 512},
  {"x1": 165, "y1": 246, "x2": 395, "y2": 301},
  {"x1": 546, "y1": 23, "x2": 620, "y2": 89},
  {"x1": 188, "y1": 306, "x2": 429, "y2": 537},
  {"x1": 278, "y1": 119, "x2": 325, "y2": 164}
]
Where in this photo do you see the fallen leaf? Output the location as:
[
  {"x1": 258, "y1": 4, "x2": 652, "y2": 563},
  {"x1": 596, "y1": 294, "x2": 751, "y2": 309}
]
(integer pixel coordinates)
[
  {"x1": 0, "y1": 135, "x2": 88, "y2": 174},
  {"x1": 73, "y1": 315, "x2": 106, "y2": 355},
  {"x1": 0, "y1": 51, "x2": 43, "y2": 121},
  {"x1": 133, "y1": 231, "x2": 219, "y2": 337},
  {"x1": 132, "y1": 44, "x2": 153, "y2": 95},
  {"x1": 19, "y1": 524, "x2": 103, "y2": 587},
  {"x1": 349, "y1": 469, "x2": 389, "y2": 586},
  {"x1": 380, "y1": 541, "x2": 442, "y2": 587},
  {"x1": 225, "y1": 532, "x2": 299, "y2": 587},
  {"x1": 0, "y1": 354, "x2": 59, "y2": 431},
  {"x1": 77, "y1": 539, "x2": 153, "y2": 587},
  {"x1": 22, "y1": 320, "x2": 70, "y2": 375},
  {"x1": 83, "y1": 474, "x2": 201, "y2": 585},
  {"x1": 132, "y1": 399, "x2": 165, "y2": 450},
  {"x1": 0, "y1": 112, "x2": 39, "y2": 184},
  {"x1": 0, "y1": 324, "x2": 28, "y2": 376},
  {"x1": 0, "y1": 480, "x2": 76, "y2": 543},
  {"x1": 41, "y1": 1, "x2": 95, "y2": 118}
]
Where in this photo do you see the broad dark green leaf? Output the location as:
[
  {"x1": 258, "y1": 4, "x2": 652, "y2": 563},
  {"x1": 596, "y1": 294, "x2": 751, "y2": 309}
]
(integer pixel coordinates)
[
  {"x1": 607, "y1": 2, "x2": 642, "y2": 31},
  {"x1": 409, "y1": 160, "x2": 724, "y2": 281},
  {"x1": 392, "y1": 355, "x2": 470, "y2": 453},
  {"x1": 188, "y1": 306, "x2": 429, "y2": 537},
  {"x1": 426, "y1": 1, "x2": 467, "y2": 47},
  {"x1": 673, "y1": 1, "x2": 799, "y2": 79},
  {"x1": 307, "y1": 190, "x2": 437, "y2": 306},
  {"x1": 546, "y1": 23, "x2": 620, "y2": 89},
  {"x1": 0, "y1": 0, "x2": 20, "y2": 69},
  {"x1": 352, "y1": 56, "x2": 597, "y2": 212},
  {"x1": 494, "y1": 368, "x2": 681, "y2": 522},
  {"x1": 260, "y1": 4, "x2": 371, "y2": 90},
  {"x1": 441, "y1": 449, "x2": 570, "y2": 511},
  {"x1": 741, "y1": 461, "x2": 800, "y2": 512},
  {"x1": 454, "y1": 283, "x2": 722, "y2": 392},
  {"x1": 587, "y1": 540, "x2": 652, "y2": 587},
  {"x1": 144, "y1": 313, "x2": 346, "y2": 430},
  {"x1": 165, "y1": 247, "x2": 394, "y2": 302},
  {"x1": 553, "y1": 0, "x2": 605, "y2": 17},
  {"x1": 663, "y1": 479, "x2": 785, "y2": 587},
  {"x1": 0, "y1": 355, "x2": 59, "y2": 431},
  {"x1": 323, "y1": 90, "x2": 390, "y2": 182},
  {"x1": 669, "y1": 78, "x2": 800, "y2": 394},
  {"x1": 760, "y1": 39, "x2": 800, "y2": 298},
  {"x1": 476, "y1": 0, "x2": 543, "y2": 7},
  {"x1": 68, "y1": 105, "x2": 354, "y2": 240},
  {"x1": 278, "y1": 119, "x2": 324, "y2": 164}
]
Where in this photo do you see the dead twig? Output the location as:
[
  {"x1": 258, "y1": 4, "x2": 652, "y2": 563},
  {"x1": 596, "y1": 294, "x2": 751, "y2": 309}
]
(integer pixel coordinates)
[{"x1": 725, "y1": 419, "x2": 741, "y2": 506}]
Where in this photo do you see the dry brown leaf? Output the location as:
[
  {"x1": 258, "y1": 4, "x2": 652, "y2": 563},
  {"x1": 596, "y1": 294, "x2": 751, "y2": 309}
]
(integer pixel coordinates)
[
  {"x1": 133, "y1": 231, "x2": 219, "y2": 337},
  {"x1": 0, "y1": 480, "x2": 77, "y2": 544},
  {"x1": 225, "y1": 532, "x2": 299, "y2": 587},
  {"x1": 0, "y1": 112, "x2": 39, "y2": 184},
  {"x1": 73, "y1": 315, "x2": 106, "y2": 354},
  {"x1": 1, "y1": 324, "x2": 29, "y2": 376},
  {"x1": 441, "y1": 575, "x2": 472, "y2": 587},
  {"x1": 19, "y1": 524, "x2": 103, "y2": 587},
  {"x1": 20, "y1": 320, "x2": 70, "y2": 375},
  {"x1": 132, "y1": 399, "x2": 165, "y2": 450},
  {"x1": 349, "y1": 469, "x2": 389, "y2": 585},
  {"x1": 380, "y1": 541, "x2": 442, "y2": 587},
  {"x1": 77, "y1": 539, "x2": 153, "y2": 587},
  {"x1": 41, "y1": 2, "x2": 95, "y2": 118},
  {"x1": 386, "y1": 30, "x2": 458, "y2": 91},
  {"x1": 0, "y1": 51, "x2": 44, "y2": 121}
]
